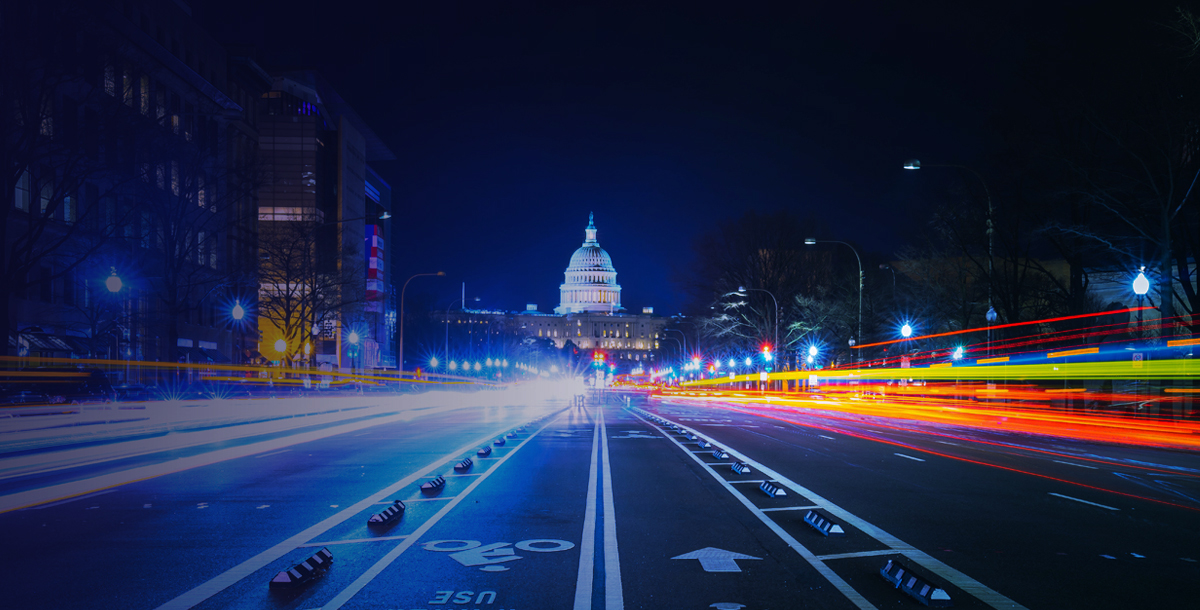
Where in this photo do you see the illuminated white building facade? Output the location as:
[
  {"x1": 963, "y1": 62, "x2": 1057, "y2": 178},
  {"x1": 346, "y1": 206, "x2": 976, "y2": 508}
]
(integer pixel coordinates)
[{"x1": 555, "y1": 213, "x2": 623, "y2": 314}]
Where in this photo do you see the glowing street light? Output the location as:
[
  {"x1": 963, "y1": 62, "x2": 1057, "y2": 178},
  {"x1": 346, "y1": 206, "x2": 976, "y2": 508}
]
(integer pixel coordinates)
[
  {"x1": 348, "y1": 331, "x2": 360, "y2": 345},
  {"x1": 1133, "y1": 267, "x2": 1150, "y2": 338},
  {"x1": 744, "y1": 357, "x2": 751, "y2": 367},
  {"x1": 449, "y1": 361, "x2": 458, "y2": 371},
  {"x1": 808, "y1": 345, "x2": 818, "y2": 357},
  {"x1": 952, "y1": 346, "x2": 964, "y2": 360},
  {"x1": 105, "y1": 268, "x2": 123, "y2": 293},
  {"x1": 430, "y1": 356, "x2": 440, "y2": 368},
  {"x1": 231, "y1": 301, "x2": 245, "y2": 320},
  {"x1": 274, "y1": 339, "x2": 287, "y2": 354},
  {"x1": 900, "y1": 323, "x2": 913, "y2": 338}
]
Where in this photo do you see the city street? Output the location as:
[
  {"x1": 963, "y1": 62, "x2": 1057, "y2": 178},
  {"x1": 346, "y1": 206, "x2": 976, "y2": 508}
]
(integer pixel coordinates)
[{"x1": 2, "y1": 389, "x2": 1197, "y2": 609}]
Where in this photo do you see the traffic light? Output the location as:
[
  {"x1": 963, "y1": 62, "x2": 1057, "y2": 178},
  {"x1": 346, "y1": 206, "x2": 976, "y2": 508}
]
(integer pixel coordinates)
[
  {"x1": 593, "y1": 351, "x2": 605, "y2": 367},
  {"x1": 761, "y1": 344, "x2": 773, "y2": 362}
]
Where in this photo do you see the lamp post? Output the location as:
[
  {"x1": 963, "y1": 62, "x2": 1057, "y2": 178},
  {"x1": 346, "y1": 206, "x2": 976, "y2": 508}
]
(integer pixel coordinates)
[
  {"x1": 737, "y1": 286, "x2": 778, "y2": 360},
  {"x1": 1133, "y1": 267, "x2": 1150, "y2": 339},
  {"x1": 664, "y1": 328, "x2": 688, "y2": 360},
  {"x1": 804, "y1": 238, "x2": 862, "y2": 365},
  {"x1": 398, "y1": 271, "x2": 445, "y2": 374},
  {"x1": 985, "y1": 305, "x2": 997, "y2": 355},
  {"x1": 106, "y1": 268, "x2": 128, "y2": 381},
  {"x1": 904, "y1": 159, "x2": 995, "y2": 327}
]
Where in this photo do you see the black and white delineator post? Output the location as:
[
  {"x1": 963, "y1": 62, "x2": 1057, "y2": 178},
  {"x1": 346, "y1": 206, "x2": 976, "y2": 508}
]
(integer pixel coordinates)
[
  {"x1": 454, "y1": 457, "x2": 474, "y2": 472},
  {"x1": 759, "y1": 481, "x2": 786, "y2": 496},
  {"x1": 712, "y1": 449, "x2": 729, "y2": 459},
  {"x1": 269, "y1": 547, "x2": 332, "y2": 589},
  {"x1": 803, "y1": 510, "x2": 845, "y2": 536},
  {"x1": 367, "y1": 500, "x2": 406, "y2": 528},
  {"x1": 880, "y1": 559, "x2": 952, "y2": 607},
  {"x1": 420, "y1": 475, "x2": 446, "y2": 493},
  {"x1": 477, "y1": 445, "x2": 493, "y2": 457},
  {"x1": 731, "y1": 462, "x2": 752, "y2": 474}
]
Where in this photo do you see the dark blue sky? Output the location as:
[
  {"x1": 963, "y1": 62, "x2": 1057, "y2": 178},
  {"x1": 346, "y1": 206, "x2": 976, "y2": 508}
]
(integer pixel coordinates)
[{"x1": 201, "y1": 0, "x2": 1146, "y2": 315}]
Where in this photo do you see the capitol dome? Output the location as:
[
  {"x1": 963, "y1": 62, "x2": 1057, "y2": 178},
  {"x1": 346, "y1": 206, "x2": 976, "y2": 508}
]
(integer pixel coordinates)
[{"x1": 556, "y1": 213, "x2": 623, "y2": 314}]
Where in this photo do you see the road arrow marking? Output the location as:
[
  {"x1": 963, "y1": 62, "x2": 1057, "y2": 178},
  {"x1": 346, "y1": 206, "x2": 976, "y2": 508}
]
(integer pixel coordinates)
[{"x1": 672, "y1": 547, "x2": 762, "y2": 572}]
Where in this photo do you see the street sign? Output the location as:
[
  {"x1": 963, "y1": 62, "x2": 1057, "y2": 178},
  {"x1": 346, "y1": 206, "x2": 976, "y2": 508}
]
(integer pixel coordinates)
[{"x1": 671, "y1": 547, "x2": 762, "y2": 572}]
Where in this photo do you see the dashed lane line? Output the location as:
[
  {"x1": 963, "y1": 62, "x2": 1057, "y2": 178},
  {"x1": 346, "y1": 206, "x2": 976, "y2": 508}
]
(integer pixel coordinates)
[
  {"x1": 1052, "y1": 460, "x2": 1100, "y2": 470},
  {"x1": 300, "y1": 535, "x2": 409, "y2": 547},
  {"x1": 894, "y1": 453, "x2": 926, "y2": 462},
  {"x1": 1048, "y1": 492, "x2": 1120, "y2": 511},
  {"x1": 817, "y1": 550, "x2": 897, "y2": 561},
  {"x1": 759, "y1": 505, "x2": 820, "y2": 512}
]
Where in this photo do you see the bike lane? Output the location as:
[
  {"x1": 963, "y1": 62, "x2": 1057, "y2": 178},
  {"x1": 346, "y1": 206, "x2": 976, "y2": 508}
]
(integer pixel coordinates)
[
  {"x1": 328, "y1": 405, "x2": 600, "y2": 610},
  {"x1": 609, "y1": 400, "x2": 862, "y2": 610}
]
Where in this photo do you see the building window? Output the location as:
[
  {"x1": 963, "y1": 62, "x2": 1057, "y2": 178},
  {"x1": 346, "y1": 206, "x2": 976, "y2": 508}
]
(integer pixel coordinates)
[{"x1": 14, "y1": 171, "x2": 30, "y2": 212}]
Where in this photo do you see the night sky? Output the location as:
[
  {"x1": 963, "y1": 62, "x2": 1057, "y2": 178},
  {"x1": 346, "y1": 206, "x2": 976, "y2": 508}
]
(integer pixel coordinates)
[{"x1": 199, "y1": 0, "x2": 1155, "y2": 315}]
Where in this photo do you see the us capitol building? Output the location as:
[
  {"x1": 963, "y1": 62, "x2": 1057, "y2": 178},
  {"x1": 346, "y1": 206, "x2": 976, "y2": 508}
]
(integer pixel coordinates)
[{"x1": 443, "y1": 214, "x2": 668, "y2": 368}]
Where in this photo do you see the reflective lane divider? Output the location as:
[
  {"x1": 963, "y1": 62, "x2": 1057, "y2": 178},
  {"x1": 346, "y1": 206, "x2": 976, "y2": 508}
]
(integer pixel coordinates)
[
  {"x1": 712, "y1": 449, "x2": 729, "y2": 460},
  {"x1": 759, "y1": 481, "x2": 787, "y2": 497},
  {"x1": 367, "y1": 501, "x2": 406, "y2": 528},
  {"x1": 731, "y1": 462, "x2": 752, "y2": 474},
  {"x1": 269, "y1": 548, "x2": 332, "y2": 589},
  {"x1": 881, "y1": 559, "x2": 952, "y2": 607},
  {"x1": 494, "y1": 437, "x2": 507, "y2": 446},
  {"x1": 477, "y1": 445, "x2": 493, "y2": 457},
  {"x1": 803, "y1": 510, "x2": 845, "y2": 536},
  {"x1": 420, "y1": 475, "x2": 446, "y2": 494},
  {"x1": 698, "y1": 440, "x2": 712, "y2": 449},
  {"x1": 506, "y1": 432, "x2": 517, "y2": 438},
  {"x1": 453, "y1": 458, "x2": 474, "y2": 472}
]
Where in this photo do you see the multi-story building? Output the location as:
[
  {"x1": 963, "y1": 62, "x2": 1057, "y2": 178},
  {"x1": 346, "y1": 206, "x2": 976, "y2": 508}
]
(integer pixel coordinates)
[
  {"x1": 4, "y1": 0, "x2": 252, "y2": 377},
  {"x1": 255, "y1": 71, "x2": 395, "y2": 370}
]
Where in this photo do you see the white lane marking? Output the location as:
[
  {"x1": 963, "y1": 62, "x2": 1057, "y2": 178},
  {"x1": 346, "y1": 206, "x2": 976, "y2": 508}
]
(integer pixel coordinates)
[
  {"x1": 300, "y1": 535, "x2": 409, "y2": 547},
  {"x1": 818, "y1": 435, "x2": 836, "y2": 440},
  {"x1": 759, "y1": 506, "x2": 820, "y2": 512},
  {"x1": 645, "y1": 411, "x2": 1029, "y2": 610},
  {"x1": 727, "y1": 480, "x2": 768, "y2": 484},
  {"x1": 600, "y1": 407, "x2": 624, "y2": 610},
  {"x1": 319, "y1": 417, "x2": 560, "y2": 610},
  {"x1": 447, "y1": 473, "x2": 485, "y2": 477},
  {"x1": 1052, "y1": 460, "x2": 1099, "y2": 470},
  {"x1": 1048, "y1": 493, "x2": 1119, "y2": 511},
  {"x1": 935, "y1": 440, "x2": 961, "y2": 447},
  {"x1": 573, "y1": 411, "x2": 601, "y2": 610},
  {"x1": 1100, "y1": 554, "x2": 1116, "y2": 559},
  {"x1": 256, "y1": 505, "x2": 270, "y2": 509},
  {"x1": 1182, "y1": 557, "x2": 1197, "y2": 562},
  {"x1": 254, "y1": 450, "x2": 291, "y2": 459},
  {"x1": 817, "y1": 550, "x2": 896, "y2": 561},
  {"x1": 153, "y1": 420, "x2": 547, "y2": 610},
  {"x1": 638, "y1": 414, "x2": 874, "y2": 610},
  {"x1": 894, "y1": 453, "x2": 926, "y2": 462}
]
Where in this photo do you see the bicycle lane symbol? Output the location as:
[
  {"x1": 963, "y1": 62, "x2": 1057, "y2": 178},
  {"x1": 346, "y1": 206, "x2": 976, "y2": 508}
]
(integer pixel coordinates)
[{"x1": 422, "y1": 539, "x2": 576, "y2": 572}]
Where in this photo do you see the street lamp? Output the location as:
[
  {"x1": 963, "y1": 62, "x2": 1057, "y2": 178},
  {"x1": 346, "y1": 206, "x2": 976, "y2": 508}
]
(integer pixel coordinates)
[
  {"x1": 105, "y1": 268, "x2": 123, "y2": 293},
  {"x1": 398, "y1": 271, "x2": 445, "y2": 373},
  {"x1": 985, "y1": 306, "x2": 998, "y2": 355},
  {"x1": 737, "y1": 286, "x2": 778, "y2": 361},
  {"x1": 904, "y1": 159, "x2": 995, "y2": 326},
  {"x1": 900, "y1": 322, "x2": 913, "y2": 338},
  {"x1": 804, "y1": 238, "x2": 862, "y2": 365},
  {"x1": 1133, "y1": 267, "x2": 1150, "y2": 339}
]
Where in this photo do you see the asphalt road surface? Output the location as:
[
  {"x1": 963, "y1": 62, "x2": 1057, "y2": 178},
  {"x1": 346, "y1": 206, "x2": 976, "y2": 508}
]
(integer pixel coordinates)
[{"x1": 1, "y1": 390, "x2": 1197, "y2": 609}]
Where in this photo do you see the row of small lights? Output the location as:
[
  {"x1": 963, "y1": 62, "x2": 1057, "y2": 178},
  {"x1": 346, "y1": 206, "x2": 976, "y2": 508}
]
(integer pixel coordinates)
[{"x1": 429, "y1": 357, "x2": 509, "y2": 371}]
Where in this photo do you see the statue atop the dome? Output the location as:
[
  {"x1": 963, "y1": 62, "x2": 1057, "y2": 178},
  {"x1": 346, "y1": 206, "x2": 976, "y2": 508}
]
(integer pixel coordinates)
[{"x1": 584, "y1": 212, "x2": 598, "y2": 244}]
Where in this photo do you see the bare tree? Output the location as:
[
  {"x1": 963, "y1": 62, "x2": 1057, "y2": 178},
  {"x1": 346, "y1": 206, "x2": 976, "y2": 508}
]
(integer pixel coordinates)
[{"x1": 256, "y1": 216, "x2": 364, "y2": 364}]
